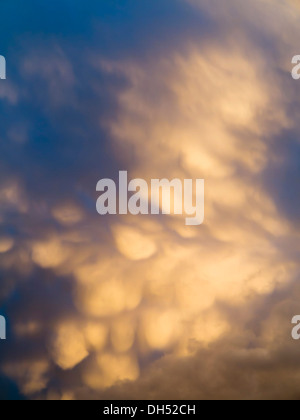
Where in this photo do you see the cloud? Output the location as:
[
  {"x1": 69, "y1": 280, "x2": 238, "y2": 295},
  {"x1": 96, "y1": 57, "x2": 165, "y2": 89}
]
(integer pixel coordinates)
[
  {"x1": 1, "y1": 0, "x2": 300, "y2": 401},
  {"x1": 50, "y1": 321, "x2": 89, "y2": 370},
  {"x1": 112, "y1": 225, "x2": 157, "y2": 261}
]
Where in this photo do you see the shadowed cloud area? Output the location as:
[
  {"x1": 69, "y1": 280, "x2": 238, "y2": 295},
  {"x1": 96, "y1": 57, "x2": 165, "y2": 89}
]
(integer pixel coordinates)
[{"x1": 1, "y1": 0, "x2": 300, "y2": 400}]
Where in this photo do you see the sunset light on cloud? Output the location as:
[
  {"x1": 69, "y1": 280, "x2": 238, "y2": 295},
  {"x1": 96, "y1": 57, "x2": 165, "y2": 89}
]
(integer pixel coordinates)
[{"x1": 1, "y1": 0, "x2": 300, "y2": 401}]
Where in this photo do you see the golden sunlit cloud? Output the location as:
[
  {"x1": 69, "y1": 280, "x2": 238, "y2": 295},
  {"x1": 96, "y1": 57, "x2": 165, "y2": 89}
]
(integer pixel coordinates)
[
  {"x1": 50, "y1": 322, "x2": 89, "y2": 370},
  {"x1": 0, "y1": 237, "x2": 14, "y2": 253},
  {"x1": 2, "y1": 0, "x2": 300, "y2": 401},
  {"x1": 52, "y1": 203, "x2": 83, "y2": 225}
]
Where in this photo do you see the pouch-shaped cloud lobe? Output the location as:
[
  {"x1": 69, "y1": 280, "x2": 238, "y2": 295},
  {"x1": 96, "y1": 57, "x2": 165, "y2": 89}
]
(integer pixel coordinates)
[{"x1": 1, "y1": 0, "x2": 300, "y2": 400}]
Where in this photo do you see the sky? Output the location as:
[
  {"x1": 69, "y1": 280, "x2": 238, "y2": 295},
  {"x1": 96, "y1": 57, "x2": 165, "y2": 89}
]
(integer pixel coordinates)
[{"x1": 1, "y1": 0, "x2": 300, "y2": 400}]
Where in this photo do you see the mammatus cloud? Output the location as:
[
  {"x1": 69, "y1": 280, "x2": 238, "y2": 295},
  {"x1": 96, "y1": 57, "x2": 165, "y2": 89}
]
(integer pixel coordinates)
[{"x1": 1, "y1": 0, "x2": 300, "y2": 400}]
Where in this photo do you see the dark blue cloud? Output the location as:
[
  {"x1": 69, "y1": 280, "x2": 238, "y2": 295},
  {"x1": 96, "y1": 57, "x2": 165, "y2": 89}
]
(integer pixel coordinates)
[
  {"x1": 264, "y1": 128, "x2": 300, "y2": 223},
  {"x1": 0, "y1": 0, "x2": 212, "y2": 235}
]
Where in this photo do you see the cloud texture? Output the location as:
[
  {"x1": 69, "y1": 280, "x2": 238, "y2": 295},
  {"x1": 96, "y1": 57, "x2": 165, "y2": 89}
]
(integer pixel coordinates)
[{"x1": 1, "y1": 0, "x2": 300, "y2": 400}]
